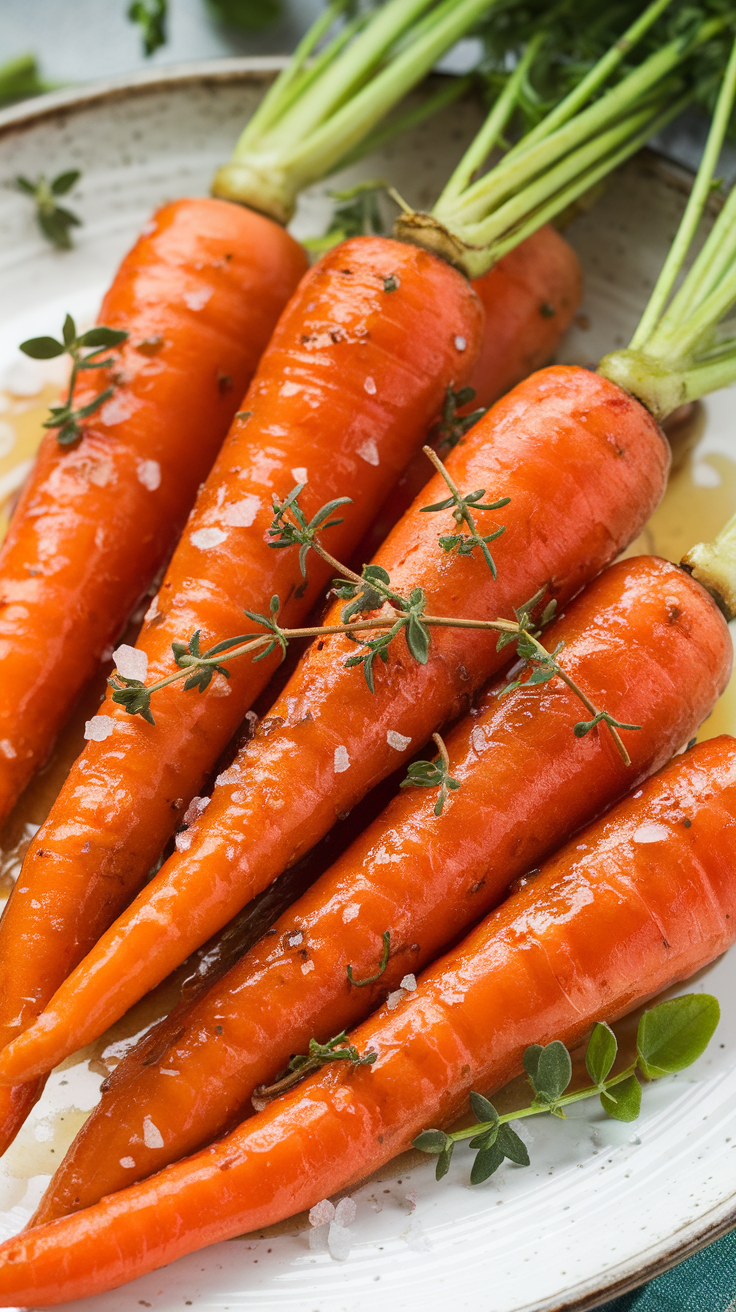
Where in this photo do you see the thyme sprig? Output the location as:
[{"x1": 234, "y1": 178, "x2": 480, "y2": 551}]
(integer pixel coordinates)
[
  {"x1": 401, "y1": 734, "x2": 460, "y2": 816},
  {"x1": 108, "y1": 472, "x2": 640, "y2": 765},
  {"x1": 420, "y1": 445, "x2": 510, "y2": 579},
  {"x1": 252, "y1": 1030, "x2": 377, "y2": 1103},
  {"x1": 14, "y1": 171, "x2": 82, "y2": 249},
  {"x1": 19, "y1": 315, "x2": 128, "y2": 446},
  {"x1": 428, "y1": 385, "x2": 486, "y2": 453},
  {"x1": 415, "y1": 994, "x2": 719, "y2": 1184},
  {"x1": 347, "y1": 930, "x2": 391, "y2": 987},
  {"x1": 128, "y1": 0, "x2": 167, "y2": 56}
]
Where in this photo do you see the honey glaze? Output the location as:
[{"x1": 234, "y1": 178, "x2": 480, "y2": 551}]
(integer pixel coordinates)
[{"x1": 0, "y1": 383, "x2": 59, "y2": 541}]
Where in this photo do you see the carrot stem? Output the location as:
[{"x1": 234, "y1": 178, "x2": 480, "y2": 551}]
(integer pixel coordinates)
[{"x1": 682, "y1": 510, "x2": 736, "y2": 623}]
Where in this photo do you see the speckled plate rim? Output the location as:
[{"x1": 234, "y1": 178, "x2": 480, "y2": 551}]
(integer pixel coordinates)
[{"x1": 0, "y1": 63, "x2": 735, "y2": 1312}]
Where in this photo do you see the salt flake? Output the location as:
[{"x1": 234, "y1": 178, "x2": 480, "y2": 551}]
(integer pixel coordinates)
[
  {"x1": 222, "y1": 495, "x2": 259, "y2": 527},
  {"x1": 191, "y1": 527, "x2": 227, "y2": 550},
  {"x1": 309, "y1": 1199, "x2": 335, "y2": 1227},
  {"x1": 113, "y1": 644, "x2": 148, "y2": 683},
  {"x1": 142, "y1": 1117, "x2": 164, "y2": 1149},
  {"x1": 386, "y1": 989, "x2": 406, "y2": 1010},
  {"x1": 364, "y1": 376, "x2": 377, "y2": 395},
  {"x1": 342, "y1": 903, "x2": 360, "y2": 923},
  {"x1": 119, "y1": 1156, "x2": 136, "y2": 1169},
  {"x1": 175, "y1": 830, "x2": 193, "y2": 853},
  {"x1": 386, "y1": 730, "x2": 411, "y2": 751},
  {"x1": 136, "y1": 459, "x2": 161, "y2": 491},
  {"x1": 357, "y1": 438, "x2": 380, "y2": 466},
  {"x1": 301, "y1": 959, "x2": 315, "y2": 975},
  {"x1": 291, "y1": 466, "x2": 308, "y2": 484},
  {"x1": 633, "y1": 823, "x2": 670, "y2": 844},
  {"x1": 334, "y1": 1197, "x2": 356, "y2": 1226},
  {"x1": 400, "y1": 973, "x2": 417, "y2": 991},
  {"x1": 183, "y1": 795, "x2": 211, "y2": 827},
  {"x1": 454, "y1": 335, "x2": 467, "y2": 351},
  {"x1": 327, "y1": 1221, "x2": 353, "y2": 1261},
  {"x1": 183, "y1": 287, "x2": 212, "y2": 312},
  {"x1": 84, "y1": 715, "x2": 115, "y2": 742},
  {"x1": 334, "y1": 745, "x2": 350, "y2": 773}
]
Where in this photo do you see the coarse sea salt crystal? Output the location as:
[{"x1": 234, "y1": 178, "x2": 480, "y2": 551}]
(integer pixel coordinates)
[
  {"x1": 309, "y1": 1199, "x2": 335, "y2": 1226},
  {"x1": 357, "y1": 438, "x2": 380, "y2": 466},
  {"x1": 136, "y1": 459, "x2": 161, "y2": 491},
  {"x1": 183, "y1": 287, "x2": 212, "y2": 312},
  {"x1": 386, "y1": 730, "x2": 411, "y2": 751},
  {"x1": 301, "y1": 959, "x2": 315, "y2": 975},
  {"x1": 183, "y1": 795, "x2": 210, "y2": 826},
  {"x1": 400, "y1": 973, "x2": 417, "y2": 991},
  {"x1": 342, "y1": 903, "x2": 359, "y2": 923},
  {"x1": 334, "y1": 1198, "x2": 356, "y2": 1226},
  {"x1": 386, "y1": 989, "x2": 406, "y2": 1011},
  {"x1": 215, "y1": 767, "x2": 240, "y2": 787},
  {"x1": 454, "y1": 335, "x2": 467, "y2": 351},
  {"x1": 327, "y1": 1222, "x2": 353, "y2": 1261},
  {"x1": 113, "y1": 644, "x2": 148, "y2": 683},
  {"x1": 287, "y1": 931, "x2": 303, "y2": 946},
  {"x1": 222, "y1": 495, "x2": 259, "y2": 527},
  {"x1": 84, "y1": 715, "x2": 115, "y2": 742},
  {"x1": 191, "y1": 526, "x2": 227, "y2": 550},
  {"x1": 291, "y1": 466, "x2": 308, "y2": 484},
  {"x1": 364, "y1": 376, "x2": 377, "y2": 395},
  {"x1": 280, "y1": 380, "x2": 300, "y2": 397},
  {"x1": 175, "y1": 830, "x2": 193, "y2": 853},
  {"x1": 142, "y1": 1117, "x2": 164, "y2": 1149},
  {"x1": 119, "y1": 1156, "x2": 136, "y2": 1169},
  {"x1": 334, "y1": 745, "x2": 350, "y2": 773},
  {"x1": 633, "y1": 823, "x2": 670, "y2": 844}
]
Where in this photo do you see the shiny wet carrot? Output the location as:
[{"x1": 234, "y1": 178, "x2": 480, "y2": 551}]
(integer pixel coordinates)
[
  {"x1": 357, "y1": 223, "x2": 583, "y2": 560},
  {"x1": 30, "y1": 552, "x2": 732, "y2": 1219},
  {"x1": 0, "y1": 366, "x2": 669, "y2": 1084},
  {"x1": 1, "y1": 735, "x2": 734, "y2": 1306},
  {"x1": 0, "y1": 235, "x2": 483, "y2": 1151},
  {"x1": 0, "y1": 197, "x2": 306, "y2": 822}
]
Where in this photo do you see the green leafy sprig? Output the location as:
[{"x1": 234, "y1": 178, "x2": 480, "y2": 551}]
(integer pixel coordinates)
[
  {"x1": 109, "y1": 462, "x2": 641, "y2": 766},
  {"x1": 128, "y1": 0, "x2": 167, "y2": 56},
  {"x1": 19, "y1": 315, "x2": 128, "y2": 447},
  {"x1": 420, "y1": 444, "x2": 509, "y2": 579},
  {"x1": 347, "y1": 930, "x2": 391, "y2": 988},
  {"x1": 415, "y1": 994, "x2": 720, "y2": 1184},
  {"x1": 303, "y1": 180, "x2": 386, "y2": 255},
  {"x1": 428, "y1": 384, "x2": 487, "y2": 453},
  {"x1": 401, "y1": 733, "x2": 460, "y2": 816},
  {"x1": 252, "y1": 1030, "x2": 377, "y2": 1103},
  {"x1": 14, "y1": 171, "x2": 82, "y2": 249}
]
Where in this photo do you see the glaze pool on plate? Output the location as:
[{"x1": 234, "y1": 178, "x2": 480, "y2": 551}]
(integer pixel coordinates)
[{"x1": 0, "y1": 63, "x2": 734, "y2": 1312}]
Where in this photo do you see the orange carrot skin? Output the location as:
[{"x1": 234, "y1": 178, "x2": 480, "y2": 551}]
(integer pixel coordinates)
[
  {"x1": 1, "y1": 735, "x2": 734, "y2": 1307},
  {"x1": 32, "y1": 553, "x2": 732, "y2": 1221},
  {"x1": 0, "y1": 198, "x2": 307, "y2": 821},
  {"x1": 357, "y1": 224, "x2": 583, "y2": 560},
  {"x1": 0, "y1": 236, "x2": 482, "y2": 1151},
  {"x1": 0, "y1": 366, "x2": 670, "y2": 1084}
]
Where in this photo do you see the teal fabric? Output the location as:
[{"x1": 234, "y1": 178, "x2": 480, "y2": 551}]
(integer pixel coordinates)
[{"x1": 598, "y1": 1230, "x2": 736, "y2": 1311}]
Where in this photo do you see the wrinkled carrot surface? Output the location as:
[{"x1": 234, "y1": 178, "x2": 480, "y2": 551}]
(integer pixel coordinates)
[
  {"x1": 0, "y1": 366, "x2": 670, "y2": 1085},
  {"x1": 1, "y1": 735, "x2": 734, "y2": 1306},
  {"x1": 0, "y1": 198, "x2": 307, "y2": 821},
  {"x1": 358, "y1": 223, "x2": 583, "y2": 560},
  {"x1": 0, "y1": 234, "x2": 482, "y2": 1151},
  {"x1": 32, "y1": 553, "x2": 732, "y2": 1219}
]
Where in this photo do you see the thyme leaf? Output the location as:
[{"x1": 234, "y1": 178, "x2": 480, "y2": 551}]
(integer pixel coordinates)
[
  {"x1": 252, "y1": 1030, "x2": 377, "y2": 1102},
  {"x1": 20, "y1": 316, "x2": 127, "y2": 447},
  {"x1": 128, "y1": 0, "x2": 167, "y2": 56},
  {"x1": 401, "y1": 733, "x2": 460, "y2": 815},
  {"x1": 420, "y1": 444, "x2": 509, "y2": 579},
  {"x1": 428, "y1": 384, "x2": 486, "y2": 453},
  {"x1": 15, "y1": 171, "x2": 82, "y2": 249},
  {"x1": 415, "y1": 994, "x2": 719, "y2": 1185}
]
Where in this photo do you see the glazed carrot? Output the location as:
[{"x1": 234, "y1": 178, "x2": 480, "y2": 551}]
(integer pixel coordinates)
[
  {"x1": 30, "y1": 552, "x2": 732, "y2": 1219},
  {"x1": 0, "y1": 235, "x2": 483, "y2": 1150},
  {"x1": 0, "y1": 365, "x2": 669, "y2": 1086},
  {"x1": 1, "y1": 736, "x2": 735, "y2": 1306},
  {"x1": 0, "y1": 198, "x2": 307, "y2": 821},
  {"x1": 357, "y1": 223, "x2": 583, "y2": 559}
]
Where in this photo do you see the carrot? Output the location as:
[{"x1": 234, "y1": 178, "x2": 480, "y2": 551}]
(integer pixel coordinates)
[
  {"x1": 0, "y1": 365, "x2": 669, "y2": 1087},
  {"x1": 0, "y1": 197, "x2": 307, "y2": 823},
  {"x1": 0, "y1": 234, "x2": 483, "y2": 1151},
  {"x1": 1, "y1": 734, "x2": 734, "y2": 1306},
  {"x1": 356, "y1": 223, "x2": 583, "y2": 560},
  {"x1": 30, "y1": 551, "x2": 732, "y2": 1221}
]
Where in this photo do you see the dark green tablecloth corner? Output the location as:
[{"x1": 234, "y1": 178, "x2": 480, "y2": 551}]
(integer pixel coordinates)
[{"x1": 599, "y1": 1228, "x2": 736, "y2": 1311}]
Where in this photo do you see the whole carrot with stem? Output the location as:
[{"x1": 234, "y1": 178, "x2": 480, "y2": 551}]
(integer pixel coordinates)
[
  {"x1": 29, "y1": 545, "x2": 733, "y2": 1219},
  {"x1": 0, "y1": 8, "x2": 717, "y2": 1145},
  {"x1": 0, "y1": 735, "x2": 734, "y2": 1305}
]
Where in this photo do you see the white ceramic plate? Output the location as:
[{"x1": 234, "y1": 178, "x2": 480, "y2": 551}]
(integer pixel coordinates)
[{"x1": 0, "y1": 62, "x2": 735, "y2": 1312}]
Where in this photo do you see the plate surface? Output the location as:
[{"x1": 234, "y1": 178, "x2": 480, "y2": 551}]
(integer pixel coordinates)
[{"x1": 0, "y1": 62, "x2": 735, "y2": 1312}]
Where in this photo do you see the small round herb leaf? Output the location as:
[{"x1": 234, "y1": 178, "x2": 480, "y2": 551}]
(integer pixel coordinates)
[
  {"x1": 600, "y1": 1072, "x2": 642, "y2": 1122},
  {"x1": 585, "y1": 1021, "x2": 618, "y2": 1086},
  {"x1": 435, "y1": 1143, "x2": 454, "y2": 1181},
  {"x1": 497, "y1": 1124, "x2": 530, "y2": 1166},
  {"x1": 637, "y1": 994, "x2": 720, "y2": 1079},
  {"x1": 19, "y1": 336, "x2": 65, "y2": 360},
  {"x1": 51, "y1": 170, "x2": 81, "y2": 196},
  {"x1": 523, "y1": 1043, "x2": 543, "y2": 1090},
  {"x1": 470, "y1": 1142, "x2": 504, "y2": 1185},
  {"x1": 77, "y1": 327, "x2": 128, "y2": 349},
  {"x1": 534, "y1": 1040, "x2": 573, "y2": 1101},
  {"x1": 413, "y1": 1129, "x2": 450, "y2": 1155},
  {"x1": 469, "y1": 1091, "x2": 499, "y2": 1126}
]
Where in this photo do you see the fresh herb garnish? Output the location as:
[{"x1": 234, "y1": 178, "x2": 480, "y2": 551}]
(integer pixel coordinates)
[
  {"x1": 415, "y1": 994, "x2": 720, "y2": 1184},
  {"x1": 14, "y1": 171, "x2": 82, "y2": 249},
  {"x1": 347, "y1": 930, "x2": 391, "y2": 987},
  {"x1": 19, "y1": 316, "x2": 128, "y2": 447},
  {"x1": 428, "y1": 384, "x2": 486, "y2": 453},
  {"x1": 420, "y1": 445, "x2": 510, "y2": 579},
  {"x1": 401, "y1": 733, "x2": 460, "y2": 816},
  {"x1": 128, "y1": 0, "x2": 167, "y2": 56},
  {"x1": 304, "y1": 181, "x2": 386, "y2": 255},
  {"x1": 252, "y1": 1030, "x2": 377, "y2": 1102}
]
